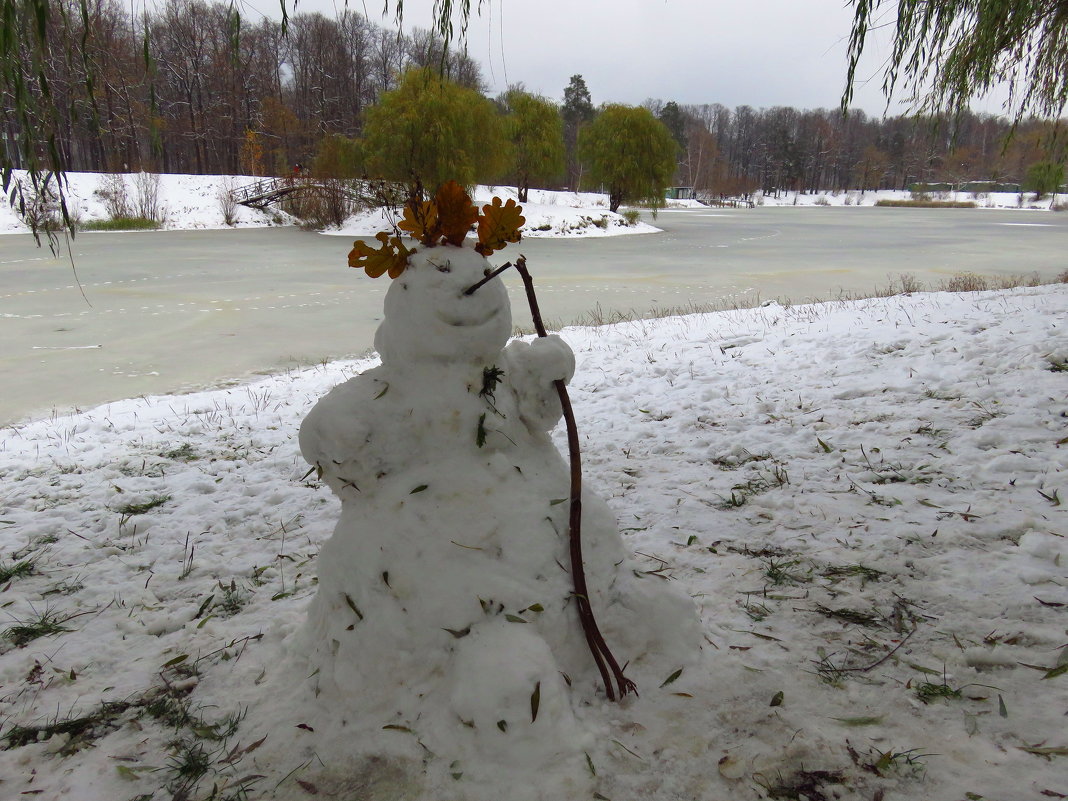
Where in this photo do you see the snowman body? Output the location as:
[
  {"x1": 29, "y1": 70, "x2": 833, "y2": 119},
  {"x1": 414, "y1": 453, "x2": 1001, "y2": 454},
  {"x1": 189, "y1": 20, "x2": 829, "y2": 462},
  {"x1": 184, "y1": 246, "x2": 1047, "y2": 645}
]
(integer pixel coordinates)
[{"x1": 293, "y1": 245, "x2": 697, "y2": 796}]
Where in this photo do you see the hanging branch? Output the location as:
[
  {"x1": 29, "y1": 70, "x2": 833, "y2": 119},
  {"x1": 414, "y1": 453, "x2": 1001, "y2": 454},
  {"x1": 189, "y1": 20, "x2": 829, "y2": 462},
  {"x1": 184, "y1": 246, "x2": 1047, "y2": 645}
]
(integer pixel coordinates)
[{"x1": 467, "y1": 255, "x2": 636, "y2": 701}]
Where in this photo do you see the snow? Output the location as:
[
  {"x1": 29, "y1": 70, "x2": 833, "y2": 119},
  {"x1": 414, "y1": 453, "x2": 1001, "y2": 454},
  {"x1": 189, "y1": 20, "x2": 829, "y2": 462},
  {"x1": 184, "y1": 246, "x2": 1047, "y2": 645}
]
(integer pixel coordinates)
[
  {"x1": 5, "y1": 172, "x2": 1055, "y2": 242},
  {"x1": 289, "y1": 245, "x2": 697, "y2": 799},
  {"x1": 0, "y1": 172, "x2": 292, "y2": 233},
  {"x1": 1, "y1": 275, "x2": 1067, "y2": 799},
  {"x1": 326, "y1": 185, "x2": 661, "y2": 239},
  {"x1": 754, "y1": 188, "x2": 1059, "y2": 209},
  {"x1": 0, "y1": 172, "x2": 662, "y2": 238}
]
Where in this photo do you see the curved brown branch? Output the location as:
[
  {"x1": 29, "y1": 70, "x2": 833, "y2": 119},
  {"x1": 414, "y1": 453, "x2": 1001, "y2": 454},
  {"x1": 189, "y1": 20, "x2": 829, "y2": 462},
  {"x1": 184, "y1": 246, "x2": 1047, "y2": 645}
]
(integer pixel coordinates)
[{"x1": 512, "y1": 255, "x2": 636, "y2": 701}]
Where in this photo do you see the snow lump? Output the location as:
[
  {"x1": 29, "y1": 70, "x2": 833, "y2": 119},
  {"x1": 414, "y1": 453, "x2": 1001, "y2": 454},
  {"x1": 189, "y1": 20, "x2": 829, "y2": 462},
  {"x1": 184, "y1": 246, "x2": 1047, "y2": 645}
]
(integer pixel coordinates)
[{"x1": 254, "y1": 244, "x2": 700, "y2": 799}]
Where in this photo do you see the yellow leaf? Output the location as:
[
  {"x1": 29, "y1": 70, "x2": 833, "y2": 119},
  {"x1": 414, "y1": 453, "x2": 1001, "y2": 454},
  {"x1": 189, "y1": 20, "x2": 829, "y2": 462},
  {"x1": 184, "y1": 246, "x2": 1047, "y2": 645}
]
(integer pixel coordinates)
[
  {"x1": 435, "y1": 180, "x2": 480, "y2": 246},
  {"x1": 398, "y1": 200, "x2": 439, "y2": 246},
  {"x1": 348, "y1": 231, "x2": 413, "y2": 279},
  {"x1": 476, "y1": 197, "x2": 525, "y2": 255}
]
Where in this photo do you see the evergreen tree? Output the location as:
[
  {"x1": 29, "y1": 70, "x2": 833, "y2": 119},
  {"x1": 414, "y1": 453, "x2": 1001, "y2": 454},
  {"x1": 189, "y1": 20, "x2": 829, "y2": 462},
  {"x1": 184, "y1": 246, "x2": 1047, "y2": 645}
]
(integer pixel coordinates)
[
  {"x1": 656, "y1": 101, "x2": 687, "y2": 149},
  {"x1": 578, "y1": 104, "x2": 677, "y2": 213},
  {"x1": 561, "y1": 74, "x2": 594, "y2": 190},
  {"x1": 502, "y1": 88, "x2": 565, "y2": 202},
  {"x1": 362, "y1": 67, "x2": 506, "y2": 192}
]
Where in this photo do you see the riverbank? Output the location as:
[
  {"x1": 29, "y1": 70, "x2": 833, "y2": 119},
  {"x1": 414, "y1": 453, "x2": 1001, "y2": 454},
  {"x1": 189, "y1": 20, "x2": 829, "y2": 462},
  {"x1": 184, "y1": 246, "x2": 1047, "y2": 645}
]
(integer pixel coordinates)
[
  {"x1": 4, "y1": 172, "x2": 1059, "y2": 239},
  {"x1": 0, "y1": 172, "x2": 661, "y2": 237}
]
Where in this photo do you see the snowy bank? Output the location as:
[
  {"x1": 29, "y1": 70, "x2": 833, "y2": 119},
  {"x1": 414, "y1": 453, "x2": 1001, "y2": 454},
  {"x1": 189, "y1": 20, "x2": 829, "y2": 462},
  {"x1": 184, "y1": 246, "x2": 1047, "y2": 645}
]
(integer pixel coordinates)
[
  {"x1": 0, "y1": 285, "x2": 1066, "y2": 800},
  {"x1": 323, "y1": 185, "x2": 660, "y2": 239},
  {"x1": 756, "y1": 188, "x2": 1060, "y2": 209},
  {"x1": 0, "y1": 171, "x2": 286, "y2": 233},
  {"x1": 0, "y1": 172, "x2": 661, "y2": 238}
]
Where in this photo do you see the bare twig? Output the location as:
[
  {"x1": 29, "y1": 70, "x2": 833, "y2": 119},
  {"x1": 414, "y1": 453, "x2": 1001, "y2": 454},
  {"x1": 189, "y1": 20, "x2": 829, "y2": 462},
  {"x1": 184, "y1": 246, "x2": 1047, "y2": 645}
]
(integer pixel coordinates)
[
  {"x1": 463, "y1": 261, "x2": 513, "y2": 295},
  {"x1": 837, "y1": 629, "x2": 917, "y2": 674},
  {"x1": 464, "y1": 254, "x2": 637, "y2": 701},
  {"x1": 512, "y1": 255, "x2": 636, "y2": 701}
]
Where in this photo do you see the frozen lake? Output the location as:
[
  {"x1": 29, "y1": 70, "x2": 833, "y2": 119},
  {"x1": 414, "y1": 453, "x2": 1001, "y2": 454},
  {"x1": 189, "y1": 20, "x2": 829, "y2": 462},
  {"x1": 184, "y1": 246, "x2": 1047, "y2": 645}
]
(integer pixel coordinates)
[{"x1": 2, "y1": 206, "x2": 1065, "y2": 425}]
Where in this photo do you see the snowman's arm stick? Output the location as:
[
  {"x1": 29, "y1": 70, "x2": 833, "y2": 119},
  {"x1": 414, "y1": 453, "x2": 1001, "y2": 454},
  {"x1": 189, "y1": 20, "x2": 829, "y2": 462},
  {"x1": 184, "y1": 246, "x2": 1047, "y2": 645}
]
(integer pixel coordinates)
[
  {"x1": 512, "y1": 255, "x2": 636, "y2": 702},
  {"x1": 463, "y1": 261, "x2": 513, "y2": 296}
]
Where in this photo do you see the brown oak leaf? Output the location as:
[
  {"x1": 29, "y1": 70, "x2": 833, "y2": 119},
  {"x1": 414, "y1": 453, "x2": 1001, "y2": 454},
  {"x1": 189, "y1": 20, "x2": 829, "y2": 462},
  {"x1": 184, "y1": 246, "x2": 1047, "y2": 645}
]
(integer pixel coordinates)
[
  {"x1": 476, "y1": 197, "x2": 525, "y2": 255},
  {"x1": 397, "y1": 199, "x2": 439, "y2": 246},
  {"x1": 348, "y1": 231, "x2": 413, "y2": 279},
  {"x1": 434, "y1": 180, "x2": 480, "y2": 246}
]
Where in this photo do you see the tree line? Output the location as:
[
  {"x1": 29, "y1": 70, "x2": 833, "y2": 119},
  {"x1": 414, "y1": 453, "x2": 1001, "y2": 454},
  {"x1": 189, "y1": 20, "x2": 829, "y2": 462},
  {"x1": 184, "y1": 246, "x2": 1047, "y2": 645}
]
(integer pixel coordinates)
[
  {"x1": 2, "y1": 0, "x2": 481, "y2": 176},
  {"x1": 652, "y1": 100, "x2": 1064, "y2": 198},
  {"x1": 3, "y1": 0, "x2": 1063, "y2": 204}
]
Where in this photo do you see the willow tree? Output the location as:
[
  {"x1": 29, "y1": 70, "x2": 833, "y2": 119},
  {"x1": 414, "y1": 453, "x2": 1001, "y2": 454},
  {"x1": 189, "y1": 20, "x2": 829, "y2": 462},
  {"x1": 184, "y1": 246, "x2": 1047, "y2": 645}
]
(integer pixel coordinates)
[
  {"x1": 362, "y1": 67, "x2": 506, "y2": 192},
  {"x1": 844, "y1": 0, "x2": 1068, "y2": 122},
  {"x1": 502, "y1": 88, "x2": 564, "y2": 202},
  {"x1": 578, "y1": 104, "x2": 677, "y2": 213},
  {"x1": 2, "y1": 0, "x2": 85, "y2": 244}
]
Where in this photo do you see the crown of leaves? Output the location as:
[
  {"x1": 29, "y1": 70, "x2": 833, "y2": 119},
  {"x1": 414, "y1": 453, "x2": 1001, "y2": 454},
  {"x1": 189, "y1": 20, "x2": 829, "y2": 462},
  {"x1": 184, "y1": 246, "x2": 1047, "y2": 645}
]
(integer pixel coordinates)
[{"x1": 348, "y1": 181, "x2": 526, "y2": 279}]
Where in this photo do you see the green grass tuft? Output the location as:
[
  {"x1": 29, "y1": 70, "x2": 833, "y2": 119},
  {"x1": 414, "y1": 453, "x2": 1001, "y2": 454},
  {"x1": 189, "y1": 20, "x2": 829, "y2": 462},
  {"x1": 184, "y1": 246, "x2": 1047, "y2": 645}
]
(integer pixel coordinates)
[
  {"x1": 0, "y1": 559, "x2": 35, "y2": 583},
  {"x1": 915, "y1": 680, "x2": 963, "y2": 704},
  {"x1": 822, "y1": 564, "x2": 884, "y2": 584},
  {"x1": 3, "y1": 607, "x2": 73, "y2": 647},
  {"x1": 115, "y1": 495, "x2": 171, "y2": 516},
  {"x1": 164, "y1": 739, "x2": 214, "y2": 796},
  {"x1": 763, "y1": 557, "x2": 808, "y2": 586},
  {"x1": 161, "y1": 443, "x2": 197, "y2": 460},
  {"x1": 1, "y1": 700, "x2": 133, "y2": 752}
]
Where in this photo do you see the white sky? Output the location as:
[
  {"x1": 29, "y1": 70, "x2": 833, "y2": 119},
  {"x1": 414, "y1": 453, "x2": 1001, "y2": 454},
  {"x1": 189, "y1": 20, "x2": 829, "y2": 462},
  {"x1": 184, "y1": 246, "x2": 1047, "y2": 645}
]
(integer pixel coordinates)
[{"x1": 240, "y1": 0, "x2": 1011, "y2": 118}]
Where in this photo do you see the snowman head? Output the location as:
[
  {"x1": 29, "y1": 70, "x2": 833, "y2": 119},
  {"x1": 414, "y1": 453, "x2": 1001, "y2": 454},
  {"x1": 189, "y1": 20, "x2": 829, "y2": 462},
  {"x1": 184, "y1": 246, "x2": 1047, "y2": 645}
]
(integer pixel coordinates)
[{"x1": 374, "y1": 246, "x2": 512, "y2": 366}]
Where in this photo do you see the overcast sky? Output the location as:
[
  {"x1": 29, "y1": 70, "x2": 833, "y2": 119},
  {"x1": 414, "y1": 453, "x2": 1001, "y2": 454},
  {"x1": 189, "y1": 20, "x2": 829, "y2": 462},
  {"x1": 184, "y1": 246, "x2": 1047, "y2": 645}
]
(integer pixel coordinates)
[{"x1": 241, "y1": 0, "x2": 1009, "y2": 118}]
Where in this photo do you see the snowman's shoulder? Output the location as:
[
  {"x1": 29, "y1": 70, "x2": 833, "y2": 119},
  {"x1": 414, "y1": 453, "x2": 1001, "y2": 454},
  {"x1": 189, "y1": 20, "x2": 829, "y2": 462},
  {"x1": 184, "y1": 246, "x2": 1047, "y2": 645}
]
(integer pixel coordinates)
[
  {"x1": 320, "y1": 365, "x2": 391, "y2": 401},
  {"x1": 303, "y1": 366, "x2": 395, "y2": 423},
  {"x1": 299, "y1": 367, "x2": 391, "y2": 457},
  {"x1": 503, "y1": 335, "x2": 575, "y2": 383}
]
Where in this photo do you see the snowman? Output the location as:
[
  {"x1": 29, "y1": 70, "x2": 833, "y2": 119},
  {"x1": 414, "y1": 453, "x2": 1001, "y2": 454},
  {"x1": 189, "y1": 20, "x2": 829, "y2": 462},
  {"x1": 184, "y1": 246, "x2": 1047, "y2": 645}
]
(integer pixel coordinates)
[{"x1": 285, "y1": 195, "x2": 699, "y2": 799}]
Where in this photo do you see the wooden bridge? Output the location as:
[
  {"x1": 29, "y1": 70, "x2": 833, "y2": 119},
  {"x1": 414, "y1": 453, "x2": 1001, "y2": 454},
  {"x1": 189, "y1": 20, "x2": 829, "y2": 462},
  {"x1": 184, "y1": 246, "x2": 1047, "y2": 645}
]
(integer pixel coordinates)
[
  {"x1": 706, "y1": 196, "x2": 756, "y2": 209},
  {"x1": 231, "y1": 176, "x2": 391, "y2": 209}
]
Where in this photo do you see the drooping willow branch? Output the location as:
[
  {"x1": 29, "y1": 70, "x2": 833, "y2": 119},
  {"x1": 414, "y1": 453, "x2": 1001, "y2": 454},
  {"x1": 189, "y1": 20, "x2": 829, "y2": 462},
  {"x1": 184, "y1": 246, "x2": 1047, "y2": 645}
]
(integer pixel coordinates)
[{"x1": 465, "y1": 255, "x2": 636, "y2": 702}]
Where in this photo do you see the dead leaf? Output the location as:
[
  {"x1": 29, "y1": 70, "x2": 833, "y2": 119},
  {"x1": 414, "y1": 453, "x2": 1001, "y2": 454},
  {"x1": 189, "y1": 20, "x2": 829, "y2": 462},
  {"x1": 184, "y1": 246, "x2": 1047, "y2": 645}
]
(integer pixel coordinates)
[
  {"x1": 348, "y1": 231, "x2": 412, "y2": 279},
  {"x1": 1020, "y1": 745, "x2": 1068, "y2": 758},
  {"x1": 476, "y1": 197, "x2": 524, "y2": 255},
  {"x1": 398, "y1": 199, "x2": 439, "y2": 246},
  {"x1": 434, "y1": 180, "x2": 480, "y2": 245}
]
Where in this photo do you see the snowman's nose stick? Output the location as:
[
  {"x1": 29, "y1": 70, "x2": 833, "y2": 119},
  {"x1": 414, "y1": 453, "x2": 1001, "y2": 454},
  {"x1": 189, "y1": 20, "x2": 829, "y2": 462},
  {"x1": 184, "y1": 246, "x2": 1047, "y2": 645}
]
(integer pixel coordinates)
[{"x1": 463, "y1": 261, "x2": 514, "y2": 295}]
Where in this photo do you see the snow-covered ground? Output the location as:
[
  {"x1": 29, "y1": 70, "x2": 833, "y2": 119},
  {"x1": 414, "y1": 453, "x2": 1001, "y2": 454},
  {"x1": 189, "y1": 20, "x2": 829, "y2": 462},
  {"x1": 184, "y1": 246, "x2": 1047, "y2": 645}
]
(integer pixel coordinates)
[
  {"x1": 4, "y1": 172, "x2": 1056, "y2": 239},
  {"x1": 2, "y1": 283, "x2": 1066, "y2": 800},
  {"x1": 755, "y1": 188, "x2": 1059, "y2": 209},
  {"x1": 0, "y1": 172, "x2": 286, "y2": 234},
  {"x1": 0, "y1": 172, "x2": 660, "y2": 238},
  {"x1": 327, "y1": 185, "x2": 660, "y2": 239}
]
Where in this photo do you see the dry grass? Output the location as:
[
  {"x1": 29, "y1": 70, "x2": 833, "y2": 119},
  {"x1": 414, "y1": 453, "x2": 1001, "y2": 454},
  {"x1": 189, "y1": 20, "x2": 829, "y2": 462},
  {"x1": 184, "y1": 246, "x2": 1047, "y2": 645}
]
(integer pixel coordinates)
[
  {"x1": 875, "y1": 200, "x2": 977, "y2": 208},
  {"x1": 939, "y1": 272, "x2": 1044, "y2": 293},
  {"x1": 513, "y1": 270, "x2": 1062, "y2": 336}
]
